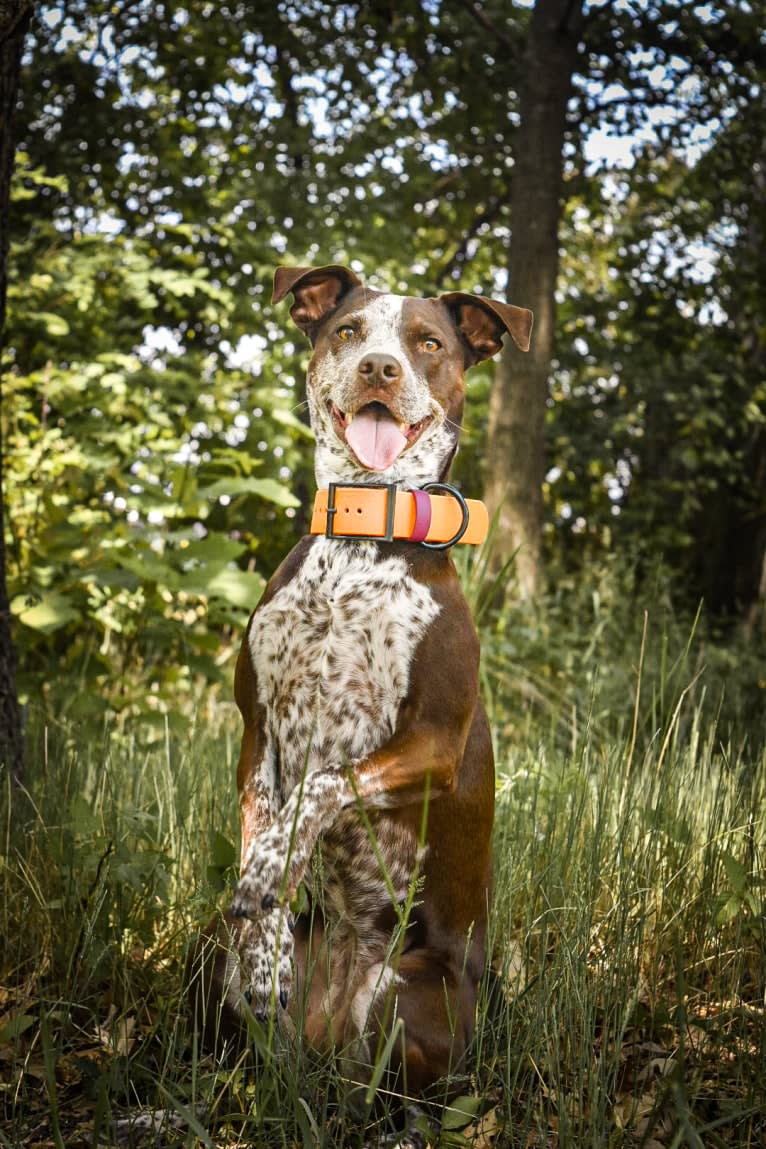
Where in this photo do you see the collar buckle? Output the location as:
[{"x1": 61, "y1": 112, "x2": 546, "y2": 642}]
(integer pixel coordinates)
[{"x1": 325, "y1": 482, "x2": 398, "y2": 542}]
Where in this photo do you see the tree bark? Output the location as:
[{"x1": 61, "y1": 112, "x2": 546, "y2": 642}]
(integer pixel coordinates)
[
  {"x1": 0, "y1": 2, "x2": 33, "y2": 784},
  {"x1": 740, "y1": 136, "x2": 766, "y2": 629},
  {"x1": 484, "y1": 0, "x2": 583, "y2": 598}
]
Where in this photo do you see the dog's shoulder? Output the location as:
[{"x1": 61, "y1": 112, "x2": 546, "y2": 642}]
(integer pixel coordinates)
[
  {"x1": 255, "y1": 535, "x2": 317, "y2": 609},
  {"x1": 393, "y1": 543, "x2": 473, "y2": 607}
]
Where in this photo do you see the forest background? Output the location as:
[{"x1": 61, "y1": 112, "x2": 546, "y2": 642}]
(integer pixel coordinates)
[
  {"x1": 0, "y1": 2, "x2": 765, "y2": 1146},
  {"x1": 1, "y1": 0, "x2": 766, "y2": 743}
]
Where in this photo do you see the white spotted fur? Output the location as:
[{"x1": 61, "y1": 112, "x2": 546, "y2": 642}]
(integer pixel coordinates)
[
  {"x1": 250, "y1": 538, "x2": 440, "y2": 793},
  {"x1": 349, "y1": 962, "x2": 399, "y2": 1035},
  {"x1": 233, "y1": 538, "x2": 440, "y2": 1021},
  {"x1": 234, "y1": 295, "x2": 452, "y2": 1037},
  {"x1": 309, "y1": 295, "x2": 456, "y2": 489}
]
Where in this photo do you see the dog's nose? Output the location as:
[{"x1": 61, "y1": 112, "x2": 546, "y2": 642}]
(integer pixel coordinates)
[{"x1": 357, "y1": 353, "x2": 402, "y2": 387}]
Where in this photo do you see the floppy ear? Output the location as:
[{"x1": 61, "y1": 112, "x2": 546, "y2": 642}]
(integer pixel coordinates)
[
  {"x1": 272, "y1": 264, "x2": 363, "y2": 344},
  {"x1": 440, "y1": 292, "x2": 533, "y2": 364}
]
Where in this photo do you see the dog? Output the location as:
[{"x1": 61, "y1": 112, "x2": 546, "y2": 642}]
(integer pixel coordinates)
[{"x1": 192, "y1": 265, "x2": 532, "y2": 1100}]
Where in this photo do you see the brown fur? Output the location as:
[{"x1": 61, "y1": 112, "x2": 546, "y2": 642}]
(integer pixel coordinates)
[{"x1": 188, "y1": 267, "x2": 531, "y2": 1100}]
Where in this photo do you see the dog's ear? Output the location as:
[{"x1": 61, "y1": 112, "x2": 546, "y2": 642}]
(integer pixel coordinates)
[
  {"x1": 440, "y1": 292, "x2": 533, "y2": 364},
  {"x1": 272, "y1": 265, "x2": 363, "y2": 343}
]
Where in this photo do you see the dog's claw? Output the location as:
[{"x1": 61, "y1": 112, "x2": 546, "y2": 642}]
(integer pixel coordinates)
[
  {"x1": 261, "y1": 892, "x2": 276, "y2": 910},
  {"x1": 238, "y1": 909, "x2": 294, "y2": 1030}
]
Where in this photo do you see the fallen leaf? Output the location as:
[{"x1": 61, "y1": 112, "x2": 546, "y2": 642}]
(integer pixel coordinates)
[
  {"x1": 95, "y1": 1005, "x2": 137, "y2": 1057},
  {"x1": 463, "y1": 1105, "x2": 501, "y2": 1147}
]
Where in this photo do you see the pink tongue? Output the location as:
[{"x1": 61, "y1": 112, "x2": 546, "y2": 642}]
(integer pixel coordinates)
[{"x1": 345, "y1": 407, "x2": 408, "y2": 471}]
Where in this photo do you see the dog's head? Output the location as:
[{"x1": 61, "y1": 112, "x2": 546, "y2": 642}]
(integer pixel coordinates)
[{"x1": 273, "y1": 264, "x2": 532, "y2": 488}]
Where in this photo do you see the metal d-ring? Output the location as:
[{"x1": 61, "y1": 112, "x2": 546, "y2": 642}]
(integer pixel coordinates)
[{"x1": 420, "y1": 482, "x2": 470, "y2": 550}]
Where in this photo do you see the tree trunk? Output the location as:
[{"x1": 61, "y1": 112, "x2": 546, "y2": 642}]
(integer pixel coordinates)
[
  {"x1": 741, "y1": 132, "x2": 766, "y2": 622},
  {"x1": 0, "y1": 3, "x2": 33, "y2": 784},
  {"x1": 484, "y1": 0, "x2": 583, "y2": 598}
]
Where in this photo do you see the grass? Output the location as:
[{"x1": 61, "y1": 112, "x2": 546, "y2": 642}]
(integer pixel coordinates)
[{"x1": 1, "y1": 581, "x2": 765, "y2": 1147}]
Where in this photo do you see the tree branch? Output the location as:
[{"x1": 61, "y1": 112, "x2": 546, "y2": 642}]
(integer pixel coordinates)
[
  {"x1": 434, "y1": 197, "x2": 503, "y2": 288},
  {"x1": 454, "y1": 0, "x2": 518, "y2": 55}
]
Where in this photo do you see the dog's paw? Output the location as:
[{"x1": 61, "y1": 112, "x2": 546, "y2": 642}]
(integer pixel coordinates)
[
  {"x1": 237, "y1": 908, "x2": 294, "y2": 1023},
  {"x1": 231, "y1": 828, "x2": 298, "y2": 917}
]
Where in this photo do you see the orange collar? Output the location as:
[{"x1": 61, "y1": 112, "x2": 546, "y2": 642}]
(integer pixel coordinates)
[{"x1": 310, "y1": 483, "x2": 488, "y2": 550}]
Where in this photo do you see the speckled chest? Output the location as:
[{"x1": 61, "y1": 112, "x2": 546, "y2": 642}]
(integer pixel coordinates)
[{"x1": 249, "y1": 538, "x2": 440, "y2": 798}]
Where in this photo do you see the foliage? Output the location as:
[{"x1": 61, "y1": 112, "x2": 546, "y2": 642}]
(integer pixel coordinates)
[
  {"x1": 549, "y1": 114, "x2": 766, "y2": 610},
  {"x1": 1, "y1": 597, "x2": 764, "y2": 1144},
  {"x1": 1, "y1": 3, "x2": 765, "y2": 716},
  {"x1": 460, "y1": 542, "x2": 766, "y2": 757},
  {"x1": 1, "y1": 4, "x2": 765, "y2": 1142},
  {"x1": 6, "y1": 151, "x2": 307, "y2": 717}
]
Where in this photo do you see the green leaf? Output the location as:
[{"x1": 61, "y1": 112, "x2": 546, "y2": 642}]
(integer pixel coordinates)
[
  {"x1": 200, "y1": 477, "x2": 300, "y2": 508},
  {"x1": 36, "y1": 311, "x2": 70, "y2": 336},
  {"x1": 176, "y1": 535, "x2": 245, "y2": 564},
  {"x1": 11, "y1": 591, "x2": 80, "y2": 634},
  {"x1": 205, "y1": 566, "x2": 265, "y2": 608},
  {"x1": 721, "y1": 852, "x2": 747, "y2": 895},
  {"x1": 117, "y1": 554, "x2": 182, "y2": 590},
  {"x1": 77, "y1": 567, "x2": 141, "y2": 591},
  {"x1": 716, "y1": 893, "x2": 742, "y2": 926},
  {"x1": 744, "y1": 891, "x2": 760, "y2": 916},
  {"x1": 441, "y1": 1095, "x2": 482, "y2": 1131}
]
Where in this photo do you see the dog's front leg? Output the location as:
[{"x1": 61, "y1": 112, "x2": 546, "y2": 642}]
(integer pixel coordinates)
[
  {"x1": 237, "y1": 905, "x2": 293, "y2": 1021},
  {"x1": 232, "y1": 719, "x2": 471, "y2": 917},
  {"x1": 236, "y1": 770, "x2": 295, "y2": 1020},
  {"x1": 232, "y1": 766, "x2": 352, "y2": 916},
  {"x1": 233, "y1": 607, "x2": 480, "y2": 917},
  {"x1": 234, "y1": 661, "x2": 294, "y2": 1020}
]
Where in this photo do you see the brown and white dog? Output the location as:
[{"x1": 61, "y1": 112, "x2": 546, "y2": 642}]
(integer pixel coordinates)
[{"x1": 194, "y1": 265, "x2": 532, "y2": 1099}]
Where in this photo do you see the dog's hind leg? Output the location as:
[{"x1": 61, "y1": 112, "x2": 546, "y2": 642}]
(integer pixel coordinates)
[{"x1": 343, "y1": 947, "x2": 480, "y2": 1102}]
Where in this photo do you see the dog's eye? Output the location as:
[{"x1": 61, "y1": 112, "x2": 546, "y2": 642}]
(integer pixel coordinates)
[
  {"x1": 422, "y1": 337, "x2": 442, "y2": 353},
  {"x1": 336, "y1": 325, "x2": 356, "y2": 342}
]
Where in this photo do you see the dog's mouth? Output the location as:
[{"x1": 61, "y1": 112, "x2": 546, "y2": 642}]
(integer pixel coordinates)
[{"x1": 329, "y1": 400, "x2": 433, "y2": 472}]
